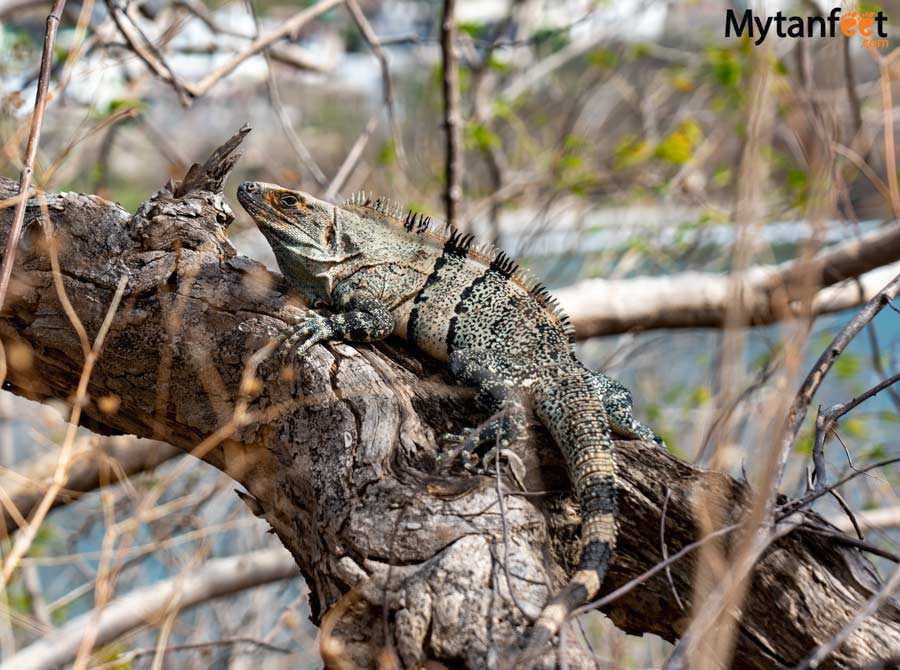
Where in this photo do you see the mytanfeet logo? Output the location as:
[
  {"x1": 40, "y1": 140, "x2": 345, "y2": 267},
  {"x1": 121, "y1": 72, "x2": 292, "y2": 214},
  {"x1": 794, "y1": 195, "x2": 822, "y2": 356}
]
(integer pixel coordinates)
[{"x1": 726, "y1": 7, "x2": 889, "y2": 48}]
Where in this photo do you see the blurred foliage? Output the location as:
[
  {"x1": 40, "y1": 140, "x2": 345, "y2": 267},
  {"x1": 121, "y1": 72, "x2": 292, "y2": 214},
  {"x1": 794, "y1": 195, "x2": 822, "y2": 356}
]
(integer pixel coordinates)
[{"x1": 654, "y1": 120, "x2": 703, "y2": 164}]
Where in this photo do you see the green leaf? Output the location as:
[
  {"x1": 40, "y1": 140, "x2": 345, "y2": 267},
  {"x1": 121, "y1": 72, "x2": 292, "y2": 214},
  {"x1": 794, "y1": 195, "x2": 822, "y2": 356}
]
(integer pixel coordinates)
[
  {"x1": 705, "y1": 47, "x2": 743, "y2": 90},
  {"x1": 866, "y1": 443, "x2": 888, "y2": 460},
  {"x1": 614, "y1": 135, "x2": 651, "y2": 169},
  {"x1": 654, "y1": 120, "x2": 703, "y2": 165},
  {"x1": 588, "y1": 47, "x2": 618, "y2": 70},
  {"x1": 842, "y1": 417, "x2": 868, "y2": 439},
  {"x1": 531, "y1": 27, "x2": 569, "y2": 54},
  {"x1": 712, "y1": 167, "x2": 732, "y2": 188},
  {"x1": 487, "y1": 53, "x2": 511, "y2": 73},
  {"x1": 690, "y1": 385, "x2": 712, "y2": 407},
  {"x1": 458, "y1": 21, "x2": 485, "y2": 40},
  {"x1": 796, "y1": 429, "x2": 814, "y2": 455},
  {"x1": 29, "y1": 524, "x2": 59, "y2": 558},
  {"x1": 491, "y1": 99, "x2": 512, "y2": 120},
  {"x1": 834, "y1": 353, "x2": 861, "y2": 380},
  {"x1": 377, "y1": 139, "x2": 396, "y2": 165},
  {"x1": 107, "y1": 98, "x2": 147, "y2": 114},
  {"x1": 465, "y1": 123, "x2": 500, "y2": 152}
]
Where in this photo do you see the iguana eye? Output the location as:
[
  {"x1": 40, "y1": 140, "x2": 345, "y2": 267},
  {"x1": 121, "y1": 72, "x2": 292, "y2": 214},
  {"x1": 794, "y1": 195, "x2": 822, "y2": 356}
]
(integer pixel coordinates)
[
  {"x1": 323, "y1": 226, "x2": 334, "y2": 245},
  {"x1": 280, "y1": 194, "x2": 299, "y2": 207}
]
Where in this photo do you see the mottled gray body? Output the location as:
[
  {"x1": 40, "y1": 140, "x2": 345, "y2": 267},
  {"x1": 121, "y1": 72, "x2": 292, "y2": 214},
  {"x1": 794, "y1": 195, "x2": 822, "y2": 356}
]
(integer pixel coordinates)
[{"x1": 236, "y1": 182, "x2": 664, "y2": 649}]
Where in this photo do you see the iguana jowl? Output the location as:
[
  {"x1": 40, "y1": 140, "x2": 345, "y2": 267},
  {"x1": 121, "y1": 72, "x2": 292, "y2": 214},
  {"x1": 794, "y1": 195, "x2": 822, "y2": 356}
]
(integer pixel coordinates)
[{"x1": 237, "y1": 181, "x2": 664, "y2": 648}]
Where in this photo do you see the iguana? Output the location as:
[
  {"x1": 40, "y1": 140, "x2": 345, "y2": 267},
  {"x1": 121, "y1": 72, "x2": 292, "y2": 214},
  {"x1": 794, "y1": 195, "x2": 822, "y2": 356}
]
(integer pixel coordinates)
[{"x1": 236, "y1": 181, "x2": 665, "y2": 650}]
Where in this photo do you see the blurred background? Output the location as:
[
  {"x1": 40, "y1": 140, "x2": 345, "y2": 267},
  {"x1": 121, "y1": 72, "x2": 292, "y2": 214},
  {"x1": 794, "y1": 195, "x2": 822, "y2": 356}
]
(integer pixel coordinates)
[{"x1": 1, "y1": 0, "x2": 899, "y2": 667}]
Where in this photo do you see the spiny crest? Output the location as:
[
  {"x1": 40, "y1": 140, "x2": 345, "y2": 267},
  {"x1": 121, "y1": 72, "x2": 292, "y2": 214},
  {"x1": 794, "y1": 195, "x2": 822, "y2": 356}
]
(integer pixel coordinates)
[
  {"x1": 344, "y1": 191, "x2": 576, "y2": 345},
  {"x1": 404, "y1": 209, "x2": 434, "y2": 234},
  {"x1": 345, "y1": 191, "x2": 450, "y2": 239},
  {"x1": 447, "y1": 228, "x2": 476, "y2": 255},
  {"x1": 515, "y1": 271, "x2": 576, "y2": 346},
  {"x1": 346, "y1": 191, "x2": 406, "y2": 219},
  {"x1": 490, "y1": 250, "x2": 519, "y2": 278}
]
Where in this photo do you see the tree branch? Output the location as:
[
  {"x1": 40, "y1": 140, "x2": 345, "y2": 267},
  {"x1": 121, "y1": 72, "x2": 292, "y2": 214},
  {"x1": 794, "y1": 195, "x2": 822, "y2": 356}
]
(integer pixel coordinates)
[
  {"x1": 441, "y1": 0, "x2": 463, "y2": 228},
  {"x1": 0, "y1": 547, "x2": 297, "y2": 670},
  {"x1": 559, "y1": 221, "x2": 900, "y2": 338},
  {"x1": 0, "y1": 132, "x2": 897, "y2": 669},
  {"x1": 0, "y1": 0, "x2": 66, "y2": 312},
  {"x1": 0, "y1": 437, "x2": 179, "y2": 534}
]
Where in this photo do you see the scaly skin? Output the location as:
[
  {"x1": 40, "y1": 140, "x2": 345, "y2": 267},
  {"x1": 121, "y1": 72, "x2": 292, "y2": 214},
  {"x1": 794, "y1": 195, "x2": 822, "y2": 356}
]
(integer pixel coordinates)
[{"x1": 236, "y1": 181, "x2": 665, "y2": 651}]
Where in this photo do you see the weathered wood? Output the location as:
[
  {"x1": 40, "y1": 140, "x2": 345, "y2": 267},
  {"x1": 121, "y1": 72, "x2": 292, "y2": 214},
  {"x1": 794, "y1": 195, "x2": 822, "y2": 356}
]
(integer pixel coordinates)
[{"x1": 0, "y1": 132, "x2": 897, "y2": 669}]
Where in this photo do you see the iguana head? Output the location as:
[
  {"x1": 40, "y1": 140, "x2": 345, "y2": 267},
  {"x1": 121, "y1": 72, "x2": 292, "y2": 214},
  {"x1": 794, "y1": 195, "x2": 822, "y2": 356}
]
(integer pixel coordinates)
[{"x1": 237, "y1": 181, "x2": 360, "y2": 303}]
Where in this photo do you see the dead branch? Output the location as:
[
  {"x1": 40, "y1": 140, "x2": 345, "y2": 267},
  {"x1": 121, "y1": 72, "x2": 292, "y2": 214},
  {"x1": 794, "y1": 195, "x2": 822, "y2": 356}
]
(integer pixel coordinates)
[
  {"x1": 0, "y1": 0, "x2": 66, "y2": 313},
  {"x1": 190, "y1": 0, "x2": 343, "y2": 99},
  {"x1": 105, "y1": 0, "x2": 192, "y2": 106},
  {"x1": 345, "y1": 0, "x2": 406, "y2": 170},
  {"x1": 559, "y1": 220, "x2": 900, "y2": 338},
  {"x1": 781, "y1": 271, "x2": 900, "y2": 490},
  {"x1": 440, "y1": 0, "x2": 463, "y2": 228},
  {"x1": 831, "y1": 506, "x2": 900, "y2": 533},
  {"x1": 0, "y1": 133, "x2": 897, "y2": 669},
  {"x1": 0, "y1": 437, "x2": 179, "y2": 534},
  {"x1": 247, "y1": 0, "x2": 329, "y2": 188},
  {"x1": 0, "y1": 547, "x2": 297, "y2": 670}
]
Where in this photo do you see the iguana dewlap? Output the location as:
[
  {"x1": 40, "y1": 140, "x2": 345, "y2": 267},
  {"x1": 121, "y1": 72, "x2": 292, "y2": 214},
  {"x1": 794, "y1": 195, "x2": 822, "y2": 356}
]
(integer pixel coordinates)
[{"x1": 237, "y1": 181, "x2": 664, "y2": 650}]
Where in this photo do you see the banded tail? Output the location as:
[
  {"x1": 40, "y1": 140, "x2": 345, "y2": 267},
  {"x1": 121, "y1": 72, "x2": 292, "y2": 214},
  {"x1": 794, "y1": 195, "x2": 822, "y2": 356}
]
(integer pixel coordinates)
[{"x1": 529, "y1": 369, "x2": 618, "y2": 648}]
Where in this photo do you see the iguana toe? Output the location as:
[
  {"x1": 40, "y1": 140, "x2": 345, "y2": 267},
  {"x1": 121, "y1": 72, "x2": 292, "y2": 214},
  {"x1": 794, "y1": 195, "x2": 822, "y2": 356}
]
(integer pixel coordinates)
[{"x1": 279, "y1": 316, "x2": 334, "y2": 359}]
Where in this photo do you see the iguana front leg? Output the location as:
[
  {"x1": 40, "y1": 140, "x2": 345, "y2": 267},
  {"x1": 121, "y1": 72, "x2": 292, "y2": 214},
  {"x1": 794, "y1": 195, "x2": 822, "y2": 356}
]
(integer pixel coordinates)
[
  {"x1": 282, "y1": 291, "x2": 394, "y2": 358},
  {"x1": 440, "y1": 349, "x2": 528, "y2": 468}
]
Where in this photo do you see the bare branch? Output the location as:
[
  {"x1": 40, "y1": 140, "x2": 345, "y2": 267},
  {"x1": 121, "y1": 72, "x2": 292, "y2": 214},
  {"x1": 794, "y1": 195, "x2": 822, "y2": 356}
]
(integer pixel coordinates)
[
  {"x1": 0, "y1": 136, "x2": 897, "y2": 669},
  {"x1": 0, "y1": 0, "x2": 66, "y2": 314},
  {"x1": 831, "y1": 506, "x2": 900, "y2": 533},
  {"x1": 246, "y1": 0, "x2": 328, "y2": 188},
  {"x1": 104, "y1": 0, "x2": 193, "y2": 106},
  {"x1": 325, "y1": 115, "x2": 379, "y2": 201},
  {"x1": 0, "y1": 548, "x2": 298, "y2": 670},
  {"x1": 0, "y1": 273, "x2": 128, "y2": 589},
  {"x1": 191, "y1": 0, "x2": 343, "y2": 98},
  {"x1": 779, "y1": 271, "x2": 900, "y2": 487},
  {"x1": 812, "y1": 371, "x2": 900, "y2": 491},
  {"x1": 345, "y1": 0, "x2": 407, "y2": 169},
  {"x1": 0, "y1": 437, "x2": 180, "y2": 535},
  {"x1": 559, "y1": 220, "x2": 900, "y2": 338},
  {"x1": 440, "y1": 0, "x2": 463, "y2": 228}
]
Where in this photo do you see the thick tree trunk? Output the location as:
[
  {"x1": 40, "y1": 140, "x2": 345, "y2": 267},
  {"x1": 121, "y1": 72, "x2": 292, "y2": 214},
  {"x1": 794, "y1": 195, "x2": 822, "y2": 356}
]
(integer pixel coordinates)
[{"x1": 0, "y1": 130, "x2": 897, "y2": 670}]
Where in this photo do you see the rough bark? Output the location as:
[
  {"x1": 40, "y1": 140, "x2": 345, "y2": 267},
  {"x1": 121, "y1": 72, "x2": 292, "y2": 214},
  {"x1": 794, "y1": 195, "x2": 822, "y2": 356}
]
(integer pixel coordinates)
[{"x1": 0, "y1": 131, "x2": 898, "y2": 670}]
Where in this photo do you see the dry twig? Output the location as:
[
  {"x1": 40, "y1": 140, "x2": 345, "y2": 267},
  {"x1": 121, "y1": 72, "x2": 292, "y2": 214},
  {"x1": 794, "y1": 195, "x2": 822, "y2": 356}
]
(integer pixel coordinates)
[
  {"x1": 0, "y1": 0, "x2": 67, "y2": 313},
  {"x1": 440, "y1": 0, "x2": 463, "y2": 228}
]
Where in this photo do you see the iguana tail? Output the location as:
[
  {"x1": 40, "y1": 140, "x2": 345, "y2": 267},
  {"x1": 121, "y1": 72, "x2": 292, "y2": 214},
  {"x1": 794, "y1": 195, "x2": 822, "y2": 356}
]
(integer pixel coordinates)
[{"x1": 529, "y1": 370, "x2": 618, "y2": 648}]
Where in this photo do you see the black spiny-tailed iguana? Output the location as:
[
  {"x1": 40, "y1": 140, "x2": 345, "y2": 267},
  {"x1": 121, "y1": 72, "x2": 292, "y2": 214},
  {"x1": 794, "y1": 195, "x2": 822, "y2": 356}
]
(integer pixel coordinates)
[{"x1": 236, "y1": 181, "x2": 665, "y2": 650}]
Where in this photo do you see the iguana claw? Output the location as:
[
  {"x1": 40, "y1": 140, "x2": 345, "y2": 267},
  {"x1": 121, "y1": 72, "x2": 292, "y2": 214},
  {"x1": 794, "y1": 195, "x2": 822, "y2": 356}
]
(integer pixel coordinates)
[
  {"x1": 279, "y1": 316, "x2": 334, "y2": 359},
  {"x1": 438, "y1": 428, "x2": 518, "y2": 474},
  {"x1": 437, "y1": 429, "x2": 478, "y2": 468}
]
